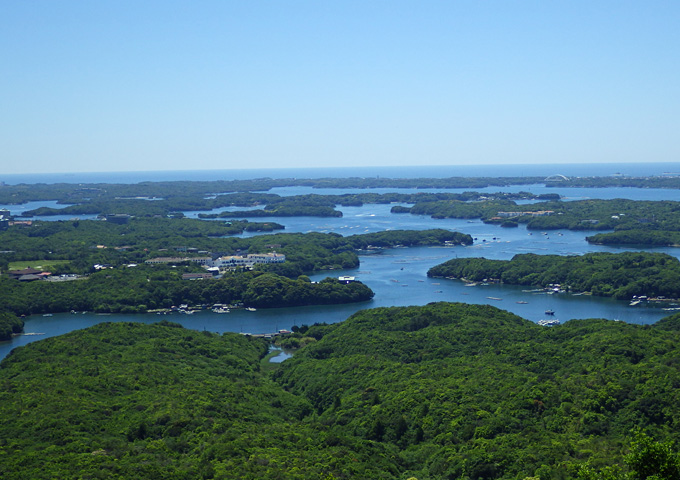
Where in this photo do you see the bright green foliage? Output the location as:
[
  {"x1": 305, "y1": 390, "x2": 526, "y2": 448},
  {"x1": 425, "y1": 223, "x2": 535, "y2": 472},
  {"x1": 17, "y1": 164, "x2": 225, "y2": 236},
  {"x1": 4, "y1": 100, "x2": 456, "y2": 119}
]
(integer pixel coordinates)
[
  {"x1": 3, "y1": 304, "x2": 680, "y2": 478},
  {"x1": 0, "y1": 321, "x2": 396, "y2": 479},
  {"x1": 429, "y1": 251, "x2": 680, "y2": 300},
  {"x1": 577, "y1": 431, "x2": 680, "y2": 480},
  {"x1": 275, "y1": 303, "x2": 680, "y2": 479}
]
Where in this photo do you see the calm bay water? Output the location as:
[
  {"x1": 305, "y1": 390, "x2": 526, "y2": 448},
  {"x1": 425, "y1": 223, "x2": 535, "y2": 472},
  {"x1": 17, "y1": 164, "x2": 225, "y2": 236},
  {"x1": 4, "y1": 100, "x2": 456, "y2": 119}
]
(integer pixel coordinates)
[{"x1": 2, "y1": 164, "x2": 680, "y2": 360}]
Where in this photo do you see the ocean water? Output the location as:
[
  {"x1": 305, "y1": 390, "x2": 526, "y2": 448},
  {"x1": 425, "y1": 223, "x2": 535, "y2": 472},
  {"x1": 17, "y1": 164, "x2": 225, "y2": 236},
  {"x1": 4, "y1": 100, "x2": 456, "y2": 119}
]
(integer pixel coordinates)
[{"x1": 2, "y1": 162, "x2": 680, "y2": 185}]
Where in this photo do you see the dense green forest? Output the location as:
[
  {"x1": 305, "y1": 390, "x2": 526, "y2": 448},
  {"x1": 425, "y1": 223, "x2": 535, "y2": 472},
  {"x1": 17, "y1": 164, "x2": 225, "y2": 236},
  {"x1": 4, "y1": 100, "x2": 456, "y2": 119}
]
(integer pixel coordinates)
[
  {"x1": 0, "y1": 312, "x2": 23, "y2": 341},
  {"x1": 428, "y1": 251, "x2": 680, "y2": 300},
  {"x1": 2, "y1": 304, "x2": 680, "y2": 479}
]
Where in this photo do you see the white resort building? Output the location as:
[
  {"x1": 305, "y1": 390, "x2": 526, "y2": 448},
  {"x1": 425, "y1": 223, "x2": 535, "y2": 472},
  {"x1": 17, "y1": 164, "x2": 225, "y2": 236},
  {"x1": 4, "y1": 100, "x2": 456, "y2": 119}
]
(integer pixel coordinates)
[{"x1": 212, "y1": 253, "x2": 286, "y2": 270}]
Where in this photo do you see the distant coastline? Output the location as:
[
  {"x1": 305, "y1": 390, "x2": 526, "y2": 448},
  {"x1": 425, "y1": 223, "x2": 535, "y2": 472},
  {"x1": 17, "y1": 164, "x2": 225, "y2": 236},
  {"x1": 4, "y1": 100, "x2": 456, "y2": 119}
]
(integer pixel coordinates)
[{"x1": 2, "y1": 162, "x2": 680, "y2": 185}]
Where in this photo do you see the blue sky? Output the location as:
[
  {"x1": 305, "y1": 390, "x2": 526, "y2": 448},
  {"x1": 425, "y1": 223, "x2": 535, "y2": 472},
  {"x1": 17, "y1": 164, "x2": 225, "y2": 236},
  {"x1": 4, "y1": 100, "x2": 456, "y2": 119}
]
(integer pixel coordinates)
[{"x1": 2, "y1": 1, "x2": 679, "y2": 174}]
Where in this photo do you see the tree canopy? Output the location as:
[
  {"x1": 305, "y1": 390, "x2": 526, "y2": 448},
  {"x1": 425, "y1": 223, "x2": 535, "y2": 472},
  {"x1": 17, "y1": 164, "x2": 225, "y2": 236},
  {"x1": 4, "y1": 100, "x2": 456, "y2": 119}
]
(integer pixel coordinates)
[{"x1": 3, "y1": 304, "x2": 680, "y2": 478}]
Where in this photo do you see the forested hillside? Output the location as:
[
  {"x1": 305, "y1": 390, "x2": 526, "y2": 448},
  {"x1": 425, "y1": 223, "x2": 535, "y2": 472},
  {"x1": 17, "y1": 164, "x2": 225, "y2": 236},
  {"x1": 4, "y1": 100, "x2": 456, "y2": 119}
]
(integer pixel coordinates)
[
  {"x1": 2, "y1": 304, "x2": 680, "y2": 479},
  {"x1": 0, "y1": 321, "x2": 388, "y2": 479},
  {"x1": 276, "y1": 303, "x2": 680, "y2": 479}
]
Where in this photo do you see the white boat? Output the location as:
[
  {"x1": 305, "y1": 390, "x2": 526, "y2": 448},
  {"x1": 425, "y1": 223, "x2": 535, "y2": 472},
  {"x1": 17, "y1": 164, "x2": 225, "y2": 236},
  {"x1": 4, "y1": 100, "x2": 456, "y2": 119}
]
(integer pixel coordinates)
[{"x1": 537, "y1": 319, "x2": 561, "y2": 326}]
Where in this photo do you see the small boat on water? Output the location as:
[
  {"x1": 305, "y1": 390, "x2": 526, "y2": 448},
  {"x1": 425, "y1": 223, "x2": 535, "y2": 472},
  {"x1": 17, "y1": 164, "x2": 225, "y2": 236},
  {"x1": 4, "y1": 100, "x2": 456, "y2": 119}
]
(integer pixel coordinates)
[
  {"x1": 516, "y1": 301, "x2": 528, "y2": 304},
  {"x1": 544, "y1": 309, "x2": 555, "y2": 315},
  {"x1": 538, "y1": 319, "x2": 560, "y2": 326},
  {"x1": 486, "y1": 297, "x2": 502, "y2": 301}
]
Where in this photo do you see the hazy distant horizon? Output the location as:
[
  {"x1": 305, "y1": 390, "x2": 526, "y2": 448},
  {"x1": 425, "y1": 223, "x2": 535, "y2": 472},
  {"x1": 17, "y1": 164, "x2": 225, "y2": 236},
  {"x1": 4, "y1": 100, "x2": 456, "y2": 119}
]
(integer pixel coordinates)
[
  {"x1": 2, "y1": 159, "x2": 678, "y2": 178},
  {"x1": 3, "y1": 162, "x2": 680, "y2": 186}
]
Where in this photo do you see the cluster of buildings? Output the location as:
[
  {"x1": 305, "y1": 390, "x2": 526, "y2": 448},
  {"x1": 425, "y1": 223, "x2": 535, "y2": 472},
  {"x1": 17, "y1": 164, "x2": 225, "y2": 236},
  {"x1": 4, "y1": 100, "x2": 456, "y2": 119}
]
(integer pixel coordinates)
[
  {"x1": 8, "y1": 268, "x2": 51, "y2": 282},
  {"x1": 211, "y1": 253, "x2": 285, "y2": 269},
  {"x1": 0, "y1": 209, "x2": 34, "y2": 230},
  {"x1": 145, "y1": 252, "x2": 286, "y2": 277}
]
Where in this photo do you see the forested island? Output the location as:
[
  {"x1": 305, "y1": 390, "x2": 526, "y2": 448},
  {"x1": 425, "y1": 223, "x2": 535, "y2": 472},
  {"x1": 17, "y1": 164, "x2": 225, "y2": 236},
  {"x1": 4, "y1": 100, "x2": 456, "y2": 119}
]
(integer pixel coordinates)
[
  {"x1": 2, "y1": 303, "x2": 680, "y2": 479},
  {"x1": 428, "y1": 251, "x2": 680, "y2": 300},
  {"x1": 394, "y1": 197, "x2": 680, "y2": 247},
  {"x1": 0, "y1": 217, "x2": 470, "y2": 315}
]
